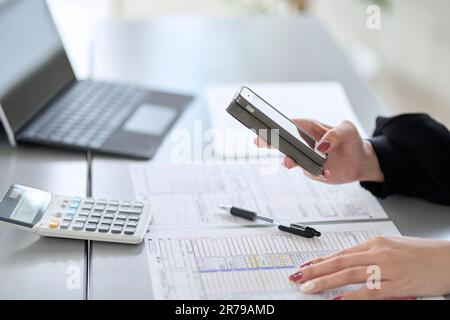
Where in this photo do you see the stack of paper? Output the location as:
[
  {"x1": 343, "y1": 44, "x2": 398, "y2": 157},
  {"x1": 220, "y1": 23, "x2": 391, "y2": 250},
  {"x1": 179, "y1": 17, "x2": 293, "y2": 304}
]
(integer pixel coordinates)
[
  {"x1": 130, "y1": 162, "x2": 394, "y2": 300},
  {"x1": 146, "y1": 222, "x2": 399, "y2": 300},
  {"x1": 131, "y1": 163, "x2": 387, "y2": 227},
  {"x1": 130, "y1": 163, "x2": 441, "y2": 300}
]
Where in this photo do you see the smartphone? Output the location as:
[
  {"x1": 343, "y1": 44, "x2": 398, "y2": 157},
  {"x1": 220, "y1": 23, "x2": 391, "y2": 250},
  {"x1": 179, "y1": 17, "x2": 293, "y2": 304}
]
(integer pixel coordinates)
[{"x1": 226, "y1": 86, "x2": 327, "y2": 176}]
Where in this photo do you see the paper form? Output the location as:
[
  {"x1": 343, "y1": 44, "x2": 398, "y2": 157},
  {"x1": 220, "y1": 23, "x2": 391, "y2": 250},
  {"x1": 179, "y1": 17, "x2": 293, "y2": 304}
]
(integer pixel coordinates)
[
  {"x1": 205, "y1": 82, "x2": 367, "y2": 159},
  {"x1": 145, "y1": 221, "x2": 400, "y2": 300},
  {"x1": 131, "y1": 163, "x2": 388, "y2": 227}
]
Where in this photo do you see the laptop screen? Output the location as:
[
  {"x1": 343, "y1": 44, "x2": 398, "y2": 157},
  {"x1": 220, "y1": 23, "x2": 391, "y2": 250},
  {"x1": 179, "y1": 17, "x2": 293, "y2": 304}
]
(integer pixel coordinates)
[{"x1": 0, "y1": 0, "x2": 75, "y2": 133}]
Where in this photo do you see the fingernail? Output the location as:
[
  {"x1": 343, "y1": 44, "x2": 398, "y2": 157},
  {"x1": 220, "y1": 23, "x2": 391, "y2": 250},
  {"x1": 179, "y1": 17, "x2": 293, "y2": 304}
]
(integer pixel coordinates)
[
  {"x1": 289, "y1": 271, "x2": 302, "y2": 282},
  {"x1": 300, "y1": 280, "x2": 316, "y2": 293},
  {"x1": 331, "y1": 296, "x2": 344, "y2": 300},
  {"x1": 317, "y1": 141, "x2": 330, "y2": 152},
  {"x1": 300, "y1": 261, "x2": 313, "y2": 268}
]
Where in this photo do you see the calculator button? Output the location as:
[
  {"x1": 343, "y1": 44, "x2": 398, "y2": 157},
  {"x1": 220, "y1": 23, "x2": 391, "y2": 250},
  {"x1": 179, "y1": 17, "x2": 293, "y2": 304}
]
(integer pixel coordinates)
[
  {"x1": 75, "y1": 216, "x2": 87, "y2": 223},
  {"x1": 81, "y1": 204, "x2": 93, "y2": 210},
  {"x1": 69, "y1": 202, "x2": 80, "y2": 209},
  {"x1": 128, "y1": 215, "x2": 140, "y2": 221},
  {"x1": 132, "y1": 202, "x2": 144, "y2": 208},
  {"x1": 83, "y1": 199, "x2": 95, "y2": 204},
  {"x1": 88, "y1": 218, "x2": 100, "y2": 225},
  {"x1": 85, "y1": 224, "x2": 97, "y2": 232},
  {"x1": 90, "y1": 213, "x2": 102, "y2": 219},
  {"x1": 109, "y1": 200, "x2": 119, "y2": 206},
  {"x1": 126, "y1": 221, "x2": 138, "y2": 228},
  {"x1": 114, "y1": 219, "x2": 125, "y2": 226},
  {"x1": 104, "y1": 213, "x2": 115, "y2": 219},
  {"x1": 116, "y1": 214, "x2": 127, "y2": 220},
  {"x1": 106, "y1": 206, "x2": 118, "y2": 212},
  {"x1": 124, "y1": 227, "x2": 136, "y2": 235},
  {"x1": 63, "y1": 216, "x2": 73, "y2": 222},
  {"x1": 72, "y1": 197, "x2": 82, "y2": 202},
  {"x1": 120, "y1": 201, "x2": 131, "y2": 207},
  {"x1": 66, "y1": 208, "x2": 77, "y2": 215},
  {"x1": 98, "y1": 225, "x2": 110, "y2": 233},
  {"x1": 60, "y1": 221, "x2": 70, "y2": 229},
  {"x1": 119, "y1": 208, "x2": 141, "y2": 214},
  {"x1": 55, "y1": 212, "x2": 63, "y2": 218},
  {"x1": 111, "y1": 226, "x2": 123, "y2": 234},
  {"x1": 78, "y1": 210, "x2": 90, "y2": 217},
  {"x1": 93, "y1": 205, "x2": 105, "y2": 211},
  {"x1": 49, "y1": 220, "x2": 59, "y2": 229},
  {"x1": 72, "y1": 222, "x2": 84, "y2": 231},
  {"x1": 101, "y1": 218, "x2": 113, "y2": 225},
  {"x1": 96, "y1": 199, "x2": 107, "y2": 205}
]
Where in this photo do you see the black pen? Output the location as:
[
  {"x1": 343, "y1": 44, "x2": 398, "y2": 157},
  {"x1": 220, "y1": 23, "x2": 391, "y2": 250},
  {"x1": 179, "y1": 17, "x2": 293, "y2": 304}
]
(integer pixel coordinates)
[{"x1": 218, "y1": 205, "x2": 321, "y2": 238}]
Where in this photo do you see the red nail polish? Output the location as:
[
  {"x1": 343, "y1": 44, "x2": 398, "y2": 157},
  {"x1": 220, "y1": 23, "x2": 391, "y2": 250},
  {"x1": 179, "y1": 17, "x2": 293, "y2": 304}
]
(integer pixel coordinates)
[
  {"x1": 331, "y1": 296, "x2": 343, "y2": 300},
  {"x1": 300, "y1": 261, "x2": 313, "y2": 268},
  {"x1": 318, "y1": 141, "x2": 330, "y2": 152},
  {"x1": 289, "y1": 271, "x2": 302, "y2": 282}
]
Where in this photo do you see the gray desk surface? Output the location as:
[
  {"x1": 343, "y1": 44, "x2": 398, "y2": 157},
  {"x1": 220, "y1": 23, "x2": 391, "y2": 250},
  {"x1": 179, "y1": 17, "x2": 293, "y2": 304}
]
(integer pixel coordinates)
[
  {"x1": 0, "y1": 137, "x2": 87, "y2": 299},
  {"x1": 89, "y1": 16, "x2": 450, "y2": 299}
]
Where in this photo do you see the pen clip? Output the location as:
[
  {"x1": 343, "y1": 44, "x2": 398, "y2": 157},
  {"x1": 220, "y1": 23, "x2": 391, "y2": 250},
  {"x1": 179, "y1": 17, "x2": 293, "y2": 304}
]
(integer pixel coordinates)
[
  {"x1": 290, "y1": 223, "x2": 307, "y2": 232},
  {"x1": 278, "y1": 224, "x2": 315, "y2": 238},
  {"x1": 290, "y1": 223, "x2": 321, "y2": 237}
]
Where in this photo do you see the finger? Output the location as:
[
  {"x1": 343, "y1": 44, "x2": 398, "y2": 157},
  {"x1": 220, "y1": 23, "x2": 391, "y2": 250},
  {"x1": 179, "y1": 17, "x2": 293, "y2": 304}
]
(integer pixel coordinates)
[
  {"x1": 317, "y1": 120, "x2": 360, "y2": 153},
  {"x1": 316, "y1": 121, "x2": 333, "y2": 130},
  {"x1": 293, "y1": 252, "x2": 377, "y2": 283},
  {"x1": 253, "y1": 136, "x2": 272, "y2": 149},
  {"x1": 283, "y1": 157, "x2": 298, "y2": 169},
  {"x1": 302, "y1": 169, "x2": 329, "y2": 183},
  {"x1": 292, "y1": 119, "x2": 329, "y2": 140},
  {"x1": 299, "y1": 266, "x2": 370, "y2": 294},
  {"x1": 337, "y1": 282, "x2": 393, "y2": 300},
  {"x1": 300, "y1": 241, "x2": 373, "y2": 268},
  {"x1": 322, "y1": 169, "x2": 331, "y2": 181}
]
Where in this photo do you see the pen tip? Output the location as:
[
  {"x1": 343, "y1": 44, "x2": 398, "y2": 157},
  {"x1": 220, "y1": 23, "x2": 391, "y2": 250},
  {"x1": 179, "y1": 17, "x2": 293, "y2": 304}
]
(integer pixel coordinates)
[{"x1": 218, "y1": 204, "x2": 230, "y2": 210}]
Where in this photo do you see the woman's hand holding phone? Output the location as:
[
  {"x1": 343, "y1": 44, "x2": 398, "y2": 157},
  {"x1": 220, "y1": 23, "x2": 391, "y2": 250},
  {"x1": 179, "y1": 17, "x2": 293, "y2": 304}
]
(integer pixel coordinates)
[{"x1": 254, "y1": 119, "x2": 385, "y2": 184}]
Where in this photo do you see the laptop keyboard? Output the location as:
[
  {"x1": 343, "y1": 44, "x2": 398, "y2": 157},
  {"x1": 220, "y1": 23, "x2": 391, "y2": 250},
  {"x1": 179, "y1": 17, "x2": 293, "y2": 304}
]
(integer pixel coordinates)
[{"x1": 21, "y1": 81, "x2": 147, "y2": 149}]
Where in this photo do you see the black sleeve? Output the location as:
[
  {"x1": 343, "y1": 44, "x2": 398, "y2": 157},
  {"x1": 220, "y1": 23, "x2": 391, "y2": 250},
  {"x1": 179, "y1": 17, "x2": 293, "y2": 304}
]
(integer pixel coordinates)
[{"x1": 360, "y1": 113, "x2": 450, "y2": 205}]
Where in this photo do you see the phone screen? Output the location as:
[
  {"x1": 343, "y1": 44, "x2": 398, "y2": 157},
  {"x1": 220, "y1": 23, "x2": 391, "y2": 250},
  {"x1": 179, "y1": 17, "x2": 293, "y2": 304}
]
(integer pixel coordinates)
[{"x1": 240, "y1": 87, "x2": 324, "y2": 156}]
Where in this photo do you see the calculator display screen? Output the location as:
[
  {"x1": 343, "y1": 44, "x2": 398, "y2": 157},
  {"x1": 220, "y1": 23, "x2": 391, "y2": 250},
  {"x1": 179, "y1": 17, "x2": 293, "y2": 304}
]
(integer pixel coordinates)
[{"x1": 0, "y1": 184, "x2": 52, "y2": 228}]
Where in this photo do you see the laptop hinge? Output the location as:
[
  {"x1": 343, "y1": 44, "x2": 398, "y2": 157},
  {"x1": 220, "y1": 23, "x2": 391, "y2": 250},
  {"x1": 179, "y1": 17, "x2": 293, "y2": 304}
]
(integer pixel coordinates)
[{"x1": 0, "y1": 103, "x2": 17, "y2": 147}]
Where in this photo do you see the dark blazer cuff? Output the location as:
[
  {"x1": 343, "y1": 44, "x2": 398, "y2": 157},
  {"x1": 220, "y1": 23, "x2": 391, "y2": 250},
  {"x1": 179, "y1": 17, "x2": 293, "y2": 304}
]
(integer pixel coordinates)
[{"x1": 360, "y1": 136, "x2": 411, "y2": 198}]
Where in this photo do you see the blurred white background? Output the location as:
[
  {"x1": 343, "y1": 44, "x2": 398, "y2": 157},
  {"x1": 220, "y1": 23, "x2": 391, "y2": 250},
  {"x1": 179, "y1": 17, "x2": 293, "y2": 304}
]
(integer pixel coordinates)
[{"x1": 46, "y1": 0, "x2": 450, "y2": 126}]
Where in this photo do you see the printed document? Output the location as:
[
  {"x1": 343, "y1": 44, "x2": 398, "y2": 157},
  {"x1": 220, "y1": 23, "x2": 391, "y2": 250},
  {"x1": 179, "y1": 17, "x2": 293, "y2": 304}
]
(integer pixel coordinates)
[
  {"x1": 131, "y1": 163, "x2": 388, "y2": 227},
  {"x1": 145, "y1": 222, "x2": 399, "y2": 300}
]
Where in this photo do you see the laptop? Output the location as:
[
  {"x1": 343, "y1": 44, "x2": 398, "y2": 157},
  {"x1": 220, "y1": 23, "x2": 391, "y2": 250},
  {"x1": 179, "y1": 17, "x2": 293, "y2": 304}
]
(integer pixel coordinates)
[{"x1": 0, "y1": 0, "x2": 193, "y2": 159}]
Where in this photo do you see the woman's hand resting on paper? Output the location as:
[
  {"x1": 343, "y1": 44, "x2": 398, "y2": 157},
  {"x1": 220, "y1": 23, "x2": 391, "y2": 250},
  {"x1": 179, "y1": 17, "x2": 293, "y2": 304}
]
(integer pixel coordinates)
[
  {"x1": 254, "y1": 119, "x2": 450, "y2": 299},
  {"x1": 288, "y1": 236, "x2": 450, "y2": 300},
  {"x1": 253, "y1": 119, "x2": 385, "y2": 184}
]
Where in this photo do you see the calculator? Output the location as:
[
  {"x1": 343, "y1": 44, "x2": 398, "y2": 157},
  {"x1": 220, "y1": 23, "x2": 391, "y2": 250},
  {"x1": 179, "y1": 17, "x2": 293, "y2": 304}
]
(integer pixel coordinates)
[{"x1": 0, "y1": 184, "x2": 152, "y2": 244}]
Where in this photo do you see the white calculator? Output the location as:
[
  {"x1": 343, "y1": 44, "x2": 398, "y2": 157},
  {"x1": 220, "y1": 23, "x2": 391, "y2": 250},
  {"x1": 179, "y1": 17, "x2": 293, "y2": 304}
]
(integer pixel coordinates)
[{"x1": 0, "y1": 184, "x2": 152, "y2": 244}]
